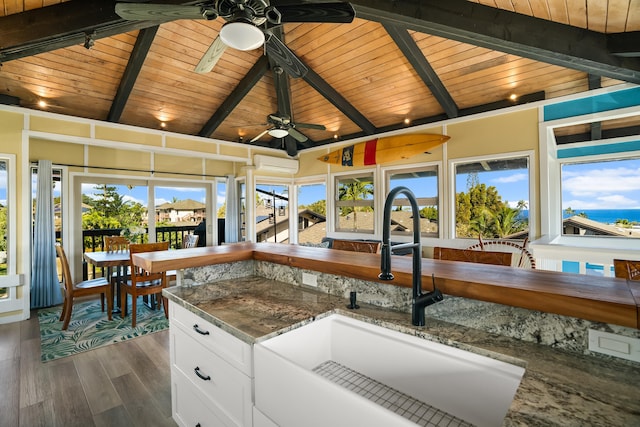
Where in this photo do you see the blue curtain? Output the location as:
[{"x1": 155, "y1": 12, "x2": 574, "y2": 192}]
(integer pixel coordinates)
[
  {"x1": 31, "y1": 160, "x2": 63, "y2": 309},
  {"x1": 225, "y1": 175, "x2": 239, "y2": 243}
]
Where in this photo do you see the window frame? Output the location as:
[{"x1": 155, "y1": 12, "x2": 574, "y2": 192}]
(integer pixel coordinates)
[
  {"x1": 332, "y1": 170, "x2": 376, "y2": 235},
  {"x1": 293, "y1": 175, "x2": 327, "y2": 245},
  {"x1": 448, "y1": 150, "x2": 535, "y2": 242},
  {"x1": 540, "y1": 102, "x2": 640, "y2": 246},
  {"x1": 382, "y1": 162, "x2": 442, "y2": 240}
]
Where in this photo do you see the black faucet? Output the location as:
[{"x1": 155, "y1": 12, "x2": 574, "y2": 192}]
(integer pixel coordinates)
[{"x1": 379, "y1": 186, "x2": 443, "y2": 326}]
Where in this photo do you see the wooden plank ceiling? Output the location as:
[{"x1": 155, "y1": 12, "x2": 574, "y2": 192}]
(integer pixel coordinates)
[{"x1": 0, "y1": 0, "x2": 638, "y2": 156}]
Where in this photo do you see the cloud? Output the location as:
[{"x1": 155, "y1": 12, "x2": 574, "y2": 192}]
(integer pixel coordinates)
[
  {"x1": 563, "y1": 166, "x2": 640, "y2": 196},
  {"x1": 493, "y1": 173, "x2": 528, "y2": 184}
]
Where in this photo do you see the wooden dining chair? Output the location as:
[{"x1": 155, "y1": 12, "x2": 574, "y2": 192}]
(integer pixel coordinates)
[
  {"x1": 166, "y1": 234, "x2": 199, "y2": 284},
  {"x1": 105, "y1": 235, "x2": 129, "y2": 253},
  {"x1": 331, "y1": 239, "x2": 381, "y2": 253},
  {"x1": 613, "y1": 259, "x2": 640, "y2": 280},
  {"x1": 55, "y1": 243, "x2": 112, "y2": 330},
  {"x1": 122, "y1": 241, "x2": 170, "y2": 327},
  {"x1": 433, "y1": 246, "x2": 513, "y2": 266}
]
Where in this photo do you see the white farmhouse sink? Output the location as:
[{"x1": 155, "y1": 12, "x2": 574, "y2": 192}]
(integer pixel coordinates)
[{"x1": 254, "y1": 314, "x2": 525, "y2": 427}]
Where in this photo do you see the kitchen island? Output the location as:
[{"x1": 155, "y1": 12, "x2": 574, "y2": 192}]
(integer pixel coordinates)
[
  {"x1": 132, "y1": 243, "x2": 640, "y2": 425},
  {"x1": 163, "y1": 275, "x2": 640, "y2": 426}
]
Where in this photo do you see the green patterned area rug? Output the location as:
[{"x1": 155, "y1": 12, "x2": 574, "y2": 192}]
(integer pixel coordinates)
[{"x1": 38, "y1": 298, "x2": 169, "y2": 362}]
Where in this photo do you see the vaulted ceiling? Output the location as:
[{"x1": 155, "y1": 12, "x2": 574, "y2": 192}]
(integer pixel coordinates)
[{"x1": 0, "y1": 0, "x2": 638, "y2": 156}]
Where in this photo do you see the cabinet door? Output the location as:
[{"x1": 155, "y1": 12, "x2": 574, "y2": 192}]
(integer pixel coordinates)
[
  {"x1": 172, "y1": 327, "x2": 253, "y2": 427},
  {"x1": 173, "y1": 370, "x2": 229, "y2": 427},
  {"x1": 171, "y1": 303, "x2": 253, "y2": 375}
]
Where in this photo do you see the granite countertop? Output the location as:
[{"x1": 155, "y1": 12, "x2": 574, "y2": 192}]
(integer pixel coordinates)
[{"x1": 164, "y1": 276, "x2": 640, "y2": 426}]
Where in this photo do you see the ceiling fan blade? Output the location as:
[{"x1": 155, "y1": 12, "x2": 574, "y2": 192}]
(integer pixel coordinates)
[
  {"x1": 268, "y1": 114, "x2": 289, "y2": 125},
  {"x1": 250, "y1": 129, "x2": 270, "y2": 143},
  {"x1": 115, "y1": 3, "x2": 217, "y2": 21},
  {"x1": 267, "y1": 3, "x2": 355, "y2": 24},
  {"x1": 288, "y1": 127, "x2": 308, "y2": 143},
  {"x1": 264, "y1": 35, "x2": 308, "y2": 78},
  {"x1": 294, "y1": 122, "x2": 326, "y2": 130},
  {"x1": 195, "y1": 36, "x2": 227, "y2": 74},
  {"x1": 284, "y1": 135, "x2": 299, "y2": 157}
]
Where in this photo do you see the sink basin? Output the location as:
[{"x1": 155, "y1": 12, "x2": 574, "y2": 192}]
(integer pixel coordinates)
[{"x1": 254, "y1": 314, "x2": 525, "y2": 427}]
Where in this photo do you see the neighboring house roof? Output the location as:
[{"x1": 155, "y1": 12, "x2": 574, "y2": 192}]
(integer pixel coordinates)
[
  {"x1": 156, "y1": 199, "x2": 206, "y2": 211},
  {"x1": 563, "y1": 215, "x2": 631, "y2": 237}
]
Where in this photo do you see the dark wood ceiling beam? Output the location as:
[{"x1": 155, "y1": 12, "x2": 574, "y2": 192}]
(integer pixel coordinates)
[
  {"x1": 315, "y1": 91, "x2": 545, "y2": 145},
  {"x1": 108, "y1": 26, "x2": 159, "y2": 122},
  {"x1": 587, "y1": 75, "x2": 602, "y2": 140},
  {"x1": 198, "y1": 56, "x2": 270, "y2": 137},
  {"x1": 383, "y1": 22, "x2": 458, "y2": 118},
  {"x1": 350, "y1": 0, "x2": 640, "y2": 84},
  {"x1": 608, "y1": 31, "x2": 640, "y2": 57},
  {"x1": 302, "y1": 67, "x2": 376, "y2": 134},
  {"x1": 0, "y1": 0, "x2": 197, "y2": 62},
  {"x1": 269, "y1": 27, "x2": 303, "y2": 157}
]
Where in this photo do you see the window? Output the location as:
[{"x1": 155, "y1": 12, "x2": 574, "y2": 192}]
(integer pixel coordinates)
[
  {"x1": 256, "y1": 183, "x2": 290, "y2": 243},
  {"x1": 335, "y1": 173, "x2": 374, "y2": 233},
  {"x1": 561, "y1": 157, "x2": 640, "y2": 238},
  {"x1": 387, "y1": 166, "x2": 439, "y2": 238},
  {"x1": 454, "y1": 156, "x2": 530, "y2": 239},
  {"x1": 297, "y1": 182, "x2": 327, "y2": 244}
]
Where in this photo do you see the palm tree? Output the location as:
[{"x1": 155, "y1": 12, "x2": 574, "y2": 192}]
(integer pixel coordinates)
[
  {"x1": 486, "y1": 205, "x2": 523, "y2": 238},
  {"x1": 338, "y1": 181, "x2": 373, "y2": 229}
]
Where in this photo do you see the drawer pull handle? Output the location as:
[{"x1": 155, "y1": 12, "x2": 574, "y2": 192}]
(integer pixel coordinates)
[
  {"x1": 193, "y1": 324, "x2": 210, "y2": 335},
  {"x1": 194, "y1": 366, "x2": 211, "y2": 381}
]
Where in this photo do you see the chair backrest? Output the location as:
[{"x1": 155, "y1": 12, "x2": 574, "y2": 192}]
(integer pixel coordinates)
[
  {"x1": 332, "y1": 239, "x2": 381, "y2": 253},
  {"x1": 434, "y1": 246, "x2": 513, "y2": 266},
  {"x1": 182, "y1": 234, "x2": 199, "y2": 249},
  {"x1": 467, "y1": 237, "x2": 536, "y2": 269},
  {"x1": 105, "y1": 235, "x2": 129, "y2": 253},
  {"x1": 129, "y1": 242, "x2": 170, "y2": 286},
  {"x1": 54, "y1": 243, "x2": 73, "y2": 299},
  {"x1": 613, "y1": 259, "x2": 640, "y2": 280}
]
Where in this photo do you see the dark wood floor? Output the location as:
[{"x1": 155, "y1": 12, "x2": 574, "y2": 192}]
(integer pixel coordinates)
[{"x1": 0, "y1": 308, "x2": 176, "y2": 427}]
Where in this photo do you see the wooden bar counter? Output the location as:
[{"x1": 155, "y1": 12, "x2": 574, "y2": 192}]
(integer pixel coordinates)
[{"x1": 133, "y1": 242, "x2": 640, "y2": 329}]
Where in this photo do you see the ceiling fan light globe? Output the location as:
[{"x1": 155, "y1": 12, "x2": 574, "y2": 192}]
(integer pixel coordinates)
[
  {"x1": 219, "y1": 21, "x2": 265, "y2": 51},
  {"x1": 268, "y1": 128, "x2": 289, "y2": 138}
]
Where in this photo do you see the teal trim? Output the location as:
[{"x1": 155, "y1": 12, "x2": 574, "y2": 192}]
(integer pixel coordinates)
[
  {"x1": 544, "y1": 87, "x2": 640, "y2": 121},
  {"x1": 562, "y1": 261, "x2": 579, "y2": 274},
  {"x1": 558, "y1": 140, "x2": 640, "y2": 158}
]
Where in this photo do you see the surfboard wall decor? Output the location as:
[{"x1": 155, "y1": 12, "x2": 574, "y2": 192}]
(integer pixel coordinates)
[{"x1": 317, "y1": 134, "x2": 450, "y2": 166}]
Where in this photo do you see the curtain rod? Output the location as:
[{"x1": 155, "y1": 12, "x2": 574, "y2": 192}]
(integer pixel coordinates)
[{"x1": 31, "y1": 162, "x2": 228, "y2": 179}]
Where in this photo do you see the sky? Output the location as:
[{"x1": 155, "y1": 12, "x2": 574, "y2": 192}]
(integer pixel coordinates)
[
  {"x1": 2, "y1": 158, "x2": 639, "y2": 212},
  {"x1": 561, "y1": 158, "x2": 640, "y2": 210}
]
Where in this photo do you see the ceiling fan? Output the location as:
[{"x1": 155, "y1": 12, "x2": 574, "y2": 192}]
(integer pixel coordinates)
[
  {"x1": 250, "y1": 113, "x2": 326, "y2": 145},
  {"x1": 115, "y1": 0, "x2": 356, "y2": 78}
]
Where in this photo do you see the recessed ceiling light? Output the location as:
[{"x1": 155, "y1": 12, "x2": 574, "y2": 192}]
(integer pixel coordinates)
[
  {"x1": 37, "y1": 100, "x2": 47, "y2": 108},
  {"x1": 160, "y1": 122, "x2": 166, "y2": 128},
  {"x1": 509, "y1": 94, "x2": 517, "y2": 101},
  {"x1": 404, "y1": 118, "x2": 411, "y2": 125}
]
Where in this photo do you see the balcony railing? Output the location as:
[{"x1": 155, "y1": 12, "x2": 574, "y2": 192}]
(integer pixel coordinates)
[{"x1": 81, "y1": 225, "x2": 198, "y2": 280}]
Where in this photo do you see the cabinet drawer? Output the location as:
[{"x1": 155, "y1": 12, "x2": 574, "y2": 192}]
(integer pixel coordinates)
[
  {"x1": 172, "y1": 369, "x2": 230, "y2": 427},
  {"x1": 170, "y1": 302, "x2": 252, "y2": 376},
  {"x1": 172, "y1": 327, "x2": 253, "y2": 427}
]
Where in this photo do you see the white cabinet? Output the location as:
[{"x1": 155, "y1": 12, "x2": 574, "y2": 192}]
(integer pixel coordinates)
[{"x1": 170, "y1": 303, "x2": 253, "y2": 427}]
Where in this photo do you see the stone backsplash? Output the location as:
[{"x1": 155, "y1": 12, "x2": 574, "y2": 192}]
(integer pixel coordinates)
[{"x1": 183, "y1": 259, "x2": 640, "y2": 359}]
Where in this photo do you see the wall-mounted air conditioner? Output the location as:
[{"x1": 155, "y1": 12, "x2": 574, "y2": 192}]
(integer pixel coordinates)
[{"x1": 253, "y1": 154, "x2": 299, "y2": 174}]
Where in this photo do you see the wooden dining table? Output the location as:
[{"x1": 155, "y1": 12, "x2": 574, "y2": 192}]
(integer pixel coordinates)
[{"x1": 83, "y1": 250, "x2": 130, "y2": 313}]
